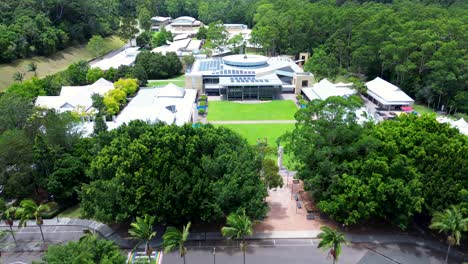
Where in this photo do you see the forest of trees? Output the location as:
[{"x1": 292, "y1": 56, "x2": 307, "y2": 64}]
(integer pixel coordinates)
[
  {"x1": 2, "y1": 0, "x2": 465, "y2": 112},
  {"x1": 251, "y1": 0, "x2": 467, "y2": 113},
  {"x1": 282, "y1": 96, "x2": 467, "y2": 229},
  {"x1": 0, "y1": 0, "x2": 122, "y2": 62}
]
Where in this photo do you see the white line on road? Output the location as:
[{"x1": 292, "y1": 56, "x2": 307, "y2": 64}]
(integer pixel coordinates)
[{"x1": 16, "y1": 230, "x2": 84, "y2": 234}]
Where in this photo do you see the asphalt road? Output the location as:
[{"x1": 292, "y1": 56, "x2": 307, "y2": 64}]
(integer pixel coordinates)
[
  {"x1": 161, "y1": 239, "x2": 463, "y2": 264},
  {"x1": 1, "y1": 226, "x2": 466, "y2": 264}
]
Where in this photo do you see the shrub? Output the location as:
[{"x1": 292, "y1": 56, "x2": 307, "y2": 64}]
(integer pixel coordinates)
[{"x1": 198, "y1": 108, "x2": 206, "y2": 115}]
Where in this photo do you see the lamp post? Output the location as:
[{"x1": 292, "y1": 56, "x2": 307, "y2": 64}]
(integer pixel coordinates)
[
  {"x1": 51, "y1": 195, "x2": 59, "y2": 223},
  {"x1": 291, "y1": 181, "x2": 294, "y2": 200},
  {"x1": 213, "y1": 247, "x2": 216, "y2": 264},
  {"x1": 286, "y1": 171, "x2": 289, "y2": 187}
]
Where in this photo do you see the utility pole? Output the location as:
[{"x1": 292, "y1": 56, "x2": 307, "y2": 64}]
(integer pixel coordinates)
[{"x1": 213, "y1": 247, "x2": 216, "y2": 264}]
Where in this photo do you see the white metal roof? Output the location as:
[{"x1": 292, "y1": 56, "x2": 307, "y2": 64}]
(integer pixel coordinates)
[
  {"x1": 112, "y1": 84, "x2": 196, "y2": 127},
  {"x1": 365, "y1": 77, "x2": 414, "y2": 106},
  {"x1": 91, "y1": 48, "x2": 140, "y2": 70},
  {"x1": 35, "y1": 78, "x2": 114, "y2": 113},
  {"x1": 302, "y1": 79, "x2": 356, "y2": 101},
  {"x1": 151, "y1": 16, "x2": 172, "y2": 22}
]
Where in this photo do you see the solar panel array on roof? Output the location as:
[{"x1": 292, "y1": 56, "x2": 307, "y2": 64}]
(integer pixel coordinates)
[
  {"x1": 199, "y1": 59, "x2": 222, "y2": 71},
  {"x1": 210, "y1": 68, "x2": 256, "y2": 76},
  {"x1": 229, "y1": 77, "x2": 271, "y2": 84}
]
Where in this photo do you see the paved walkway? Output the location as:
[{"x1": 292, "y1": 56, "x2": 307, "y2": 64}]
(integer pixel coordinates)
[
  {"x1": 255, "y1": 170, "x2": 329, "y2": 233},
  {"x1": 209, "y1": 120, "x2": 296, "y2": 124}
]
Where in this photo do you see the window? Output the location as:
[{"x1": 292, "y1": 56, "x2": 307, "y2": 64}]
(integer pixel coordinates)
[{"x1": 302, "y1": 80, "x2": 308, "y2": 87}]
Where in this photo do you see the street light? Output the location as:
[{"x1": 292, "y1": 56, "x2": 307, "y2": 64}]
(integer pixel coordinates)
[
  {"x1": 291, "y1": 181, "x2": 294, "y2": 200},
  {"x1": 51, "y1": 195, "x2": 59, "y2": 223},
  {"x1": 286, "y1": 171, "x2": 289, "y2": 187},
  {"x1": 213, "y1": 247, "x2": 216, "y2": 264}
]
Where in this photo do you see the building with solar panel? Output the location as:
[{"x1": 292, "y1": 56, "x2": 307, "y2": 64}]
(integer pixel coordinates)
[{"x1": 186, "y1": 54, "x2": 314, "y2": 100}]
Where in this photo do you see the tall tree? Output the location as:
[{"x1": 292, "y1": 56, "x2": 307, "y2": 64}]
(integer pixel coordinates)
[
  {"x1": 163, "y1": 222, "x2": 191, "y2": 264},
  {"x1": 317, "y1": 226, "x2": 347, "y2": 264},
  {"x1": 16, "y1": 199, "x2": 57, "y2": 242},
  {"x1": 118, "y1": 17, "x2": 139, "y2": 46},
  {"x1": 86, "y1": 35, "x2": 107, "y2": 57},
  {"x1": 138, "y1": 8, "x2": 152, "y2": 31},
  {"x1": 429, "y1": 205, "x2": 468, "y2": 264},
  {"x1": 221, "y1": 210, "x2": 253, "y2": 264},
  {"x1": 129, "y1": 215, "x2": 157, "y2": 260}
]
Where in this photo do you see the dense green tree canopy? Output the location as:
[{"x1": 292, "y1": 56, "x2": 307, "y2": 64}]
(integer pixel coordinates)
[
  {"x1": 42, "y1": 236, "x2": 126, "y2": 263},
  {"x1": 0, "y1": 0, "x2": 120, "y2": 62},
  {"x1": 80, "y1": 122, "x2": 268, "y2": 224},
  {"x1": 252, "y1": 0, "x2": 467, "y2": 113},
  {"x1": 135, "y1": 51, "x2": 182, "y2": 79},
  {"x1": 283, "y1": 97, "x2": 468, "y2": 229}
]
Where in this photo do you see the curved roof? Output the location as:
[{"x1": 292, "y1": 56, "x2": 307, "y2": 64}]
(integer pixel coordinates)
[
  {"x1": 223, "y1": 54, "x2": 268, "y2": 67},
  {"x1": 174, "y1": 16, "x2": 196, "y2": 22}
]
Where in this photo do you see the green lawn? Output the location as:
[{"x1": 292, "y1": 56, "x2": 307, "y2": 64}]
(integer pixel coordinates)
[
  {"x1": 0, "y1": 36, "x2": 125, "y2": 91},
  {"x1": 58, "y1": 205, "x2": 82, "y2": 218},
  {"x1": 215, "y1": 123, "x2": 296, "y2": 168},
  {"x1": 148, "y1": 74, "x2": 186, "y2": 87},
  {"x1": 215, "y1": 124, "x2": 295, "y2": 145},
  {"x1": 208, "y1": 100, "x2": 298, "y2": 121},
  {"x1": 413, "y1": 104, "x2": 435, "y2": 115}
]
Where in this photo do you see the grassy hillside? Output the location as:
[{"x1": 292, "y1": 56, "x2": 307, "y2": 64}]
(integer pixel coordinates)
[{"x1": 0, "y1": 36, "x2": 124, "y2": 91}]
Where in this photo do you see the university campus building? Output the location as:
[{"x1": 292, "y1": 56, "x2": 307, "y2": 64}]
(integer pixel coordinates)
[{"x1": 186, "y1": 54, "x2": 314, "y2": 100}]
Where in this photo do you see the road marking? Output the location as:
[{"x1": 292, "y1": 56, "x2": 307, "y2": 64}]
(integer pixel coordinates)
[
  {"x1": 16, "y1": 230, "x2": 84, "y2": 234},
  {"x1": 273, "y1": 240, "x2": 276, "y2": 246}
]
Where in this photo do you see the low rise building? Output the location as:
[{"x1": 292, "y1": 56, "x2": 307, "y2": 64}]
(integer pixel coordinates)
[
  {"x1": 364, "y1": 77, "x2": 414, "y2": 110},
  {"x1": 302, "y1": 79, "x2": 355, "y2": 101},
  {"x1": 151, "y1": 16, "x2": 172, "y2": 32},
  {"x1": 91, "y1": 47, "x2": 140, "y2": 70},
  {"x1": 108, "y1": 84, "x2": 198, "y2": 128},
  {"x1": 35, "y1": 78, "x2": 114, "y2": 115},
  {"x1": 186, "y1": 54, "x2": 313, "y2": 100},
  {"x1": 166, "y1": 16, "x2": 203, "y2": 36}
]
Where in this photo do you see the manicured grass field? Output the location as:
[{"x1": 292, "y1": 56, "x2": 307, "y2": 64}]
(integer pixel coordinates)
[
  {"x1": 58, "y1": 205, "x2": 82, "y2": 218},
  {"x1": 208, "y1": 100, "x2": 298, "y2": 121},
  {"x1": 148, "y1": 74, "x2": 186, "y2": 87},
  {"x1": 215, "y1": 124, "x2": 295, "y2": 145},
  {"x1": 215, "y1": 123, "x2": 297, "y2": 168},
  {"x1": 0, "y1": 36, "x2": 125, "y2": 91},
  {"x1": 413, "y1": 104, "x2": 435, "y2": 115}
]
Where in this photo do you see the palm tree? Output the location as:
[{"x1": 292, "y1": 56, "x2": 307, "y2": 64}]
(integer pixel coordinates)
[
  {"x1": 1, "y1": 205, "x2": 18, "y2": 244},
  {"x1": 129, "y1": 215, "x2": 156, "y2": 261},
  {"x1": 429, "y1": 205, "x2": 468, "y2": 264},
  {"x1": 162, "y1": 221, "x2": 191, "y2": 264},
  {"x1": 27, "y1": 62, "x2": 38, "y2": 76},
  {"x1": 16, "y1": 199, "x2": 57, "y2": 243},
  {"x1": 317, "y1": 226, "x2": 347, "y2": 264},
  {"x1": 221, "y1": 210, "x2": 253, "y2": 264},
  {"x1": 13, "y1": 71, "x2": 25, "y2": 82}
]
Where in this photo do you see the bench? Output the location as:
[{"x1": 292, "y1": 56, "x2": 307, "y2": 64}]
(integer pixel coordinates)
[{"x1": 306, "y1": 213, "x2": 315, "y2": 220}]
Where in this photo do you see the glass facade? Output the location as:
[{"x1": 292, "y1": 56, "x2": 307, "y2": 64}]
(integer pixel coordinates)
[{"x1": 220, "y1": 85, "x2": 281, "y2": 100}]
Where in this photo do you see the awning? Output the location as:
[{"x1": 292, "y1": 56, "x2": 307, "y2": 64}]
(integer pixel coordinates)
[{"x1": 401, "y1": 106, "x2": 414, "y2": 112}]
